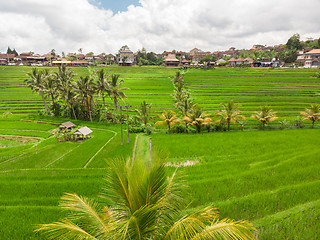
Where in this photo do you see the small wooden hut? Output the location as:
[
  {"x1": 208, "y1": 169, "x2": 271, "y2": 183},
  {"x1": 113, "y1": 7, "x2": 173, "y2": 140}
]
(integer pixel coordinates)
[
  {"x1": 59, "y1": 121, "x2": 76, "y2": 132},
  {"x1": 73, "y1": 126, "x2": 93, "y2": 141}
]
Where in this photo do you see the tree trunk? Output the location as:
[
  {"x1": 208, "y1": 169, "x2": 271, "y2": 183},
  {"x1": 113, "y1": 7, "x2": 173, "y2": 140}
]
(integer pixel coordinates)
[
  {"x1": 40, "y1": 92, "x2": 51, "y2": 115},
  {"x1": 185, "y1": 122, "x2": 188, "y2": 133},
  {"x1": 168, "y1": 124, "x2": 171, "y2": 134},
  {"x1": 102, "y1": 96, "x2": 107, "y2": 118}
]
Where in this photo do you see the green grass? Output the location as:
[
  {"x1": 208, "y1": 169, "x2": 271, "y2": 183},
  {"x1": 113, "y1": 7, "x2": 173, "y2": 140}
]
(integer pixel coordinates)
[{"x1": 1, "y1": 66, "x2": 320, "y2": 239}]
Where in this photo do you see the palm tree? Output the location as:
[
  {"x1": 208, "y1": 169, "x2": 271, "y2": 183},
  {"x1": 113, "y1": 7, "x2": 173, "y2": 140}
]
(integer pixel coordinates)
[
  {"x1": 172, "y1": 83, "x2": 189, "y2": 105},
  {"x1": 108, "y1": 74, "x2": 129, "y2": 119},
  {"x1": 41, "y1": 69, "x2": 58, "y2": 107},
  {"x1": 25, "y1": 68, "x2": 51, "y2": 114},
  {"x1": 171, "y1": 71, "x2": 184, "y2": 88},
  {"x1": 300, "y1": 104, "x2": 320, "y2": 128},
  {"x1": 176, "y1": 98, "x2": 195, "y2": 133},
  {"x1": 135, "y1": 101, "x2": 152, "y2": 128},
  {"x1": 215, "y1": 100, "x2": 246, "y2": 131},
  {"x1": 75, "y1": 76, "x2": 96, "y2": 121},
  {"x1": 183, "y1": 105, "x2": 212, "y2": 133},
  {"x1": 95, "y1": 69, "x2": 110, "y2": 118},
  {"x1": 35, "y1": 156, "x2": 257, "y2": 239},
  {"x1": 251, "y1": 105, "x2": 278, "y2": 128},
  {"x1": 155, "y1": 110, "x2": 180, "y2": 134}
]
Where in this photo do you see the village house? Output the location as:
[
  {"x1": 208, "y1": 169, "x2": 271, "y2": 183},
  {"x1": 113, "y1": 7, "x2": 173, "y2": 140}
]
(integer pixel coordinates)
[
  {"x1": 118, "y1": 47, "x2": 135, "y2": 66},
  {"x1": 189, "y1": 48, "x2": 210, "y2": 64},
  {"x1": 304, "y1": 49, "x2": 320, "y2": 68},
  {"x1": 163, "y1": 54, "x2": 180, "y2": 67}
]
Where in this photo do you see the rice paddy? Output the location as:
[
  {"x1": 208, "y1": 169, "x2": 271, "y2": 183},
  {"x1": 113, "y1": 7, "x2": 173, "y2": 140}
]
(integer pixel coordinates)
[{"x1": 0, "y1": 66, "x2": 319, "y2": 239}]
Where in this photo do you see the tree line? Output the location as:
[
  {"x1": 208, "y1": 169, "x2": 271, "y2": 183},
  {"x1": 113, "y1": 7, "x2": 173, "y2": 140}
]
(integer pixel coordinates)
[
  {"x1": 25, "y1": 65, "x2": 129, "y2": 121},
  {"x1": 151, "y1": 72, "x2": 320, "y2": 134}
]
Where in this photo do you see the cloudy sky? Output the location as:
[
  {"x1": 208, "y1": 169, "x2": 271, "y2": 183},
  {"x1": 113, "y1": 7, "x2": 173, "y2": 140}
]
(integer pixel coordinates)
[{"x1": 0, "y1": 0, "x2": 319, "y2": 55}]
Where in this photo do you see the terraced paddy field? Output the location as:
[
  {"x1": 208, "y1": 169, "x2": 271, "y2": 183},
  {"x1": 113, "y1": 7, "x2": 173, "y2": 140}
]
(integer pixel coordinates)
[
  {"x1": 1, "y1": 66, "x2": 320, "y2": 239},
  {"x1": 1, "y1": 114, "x2": 319, "y2": 239},
  {"x1": 0, "y1": 66, "x2": 319, "y2": 120}
]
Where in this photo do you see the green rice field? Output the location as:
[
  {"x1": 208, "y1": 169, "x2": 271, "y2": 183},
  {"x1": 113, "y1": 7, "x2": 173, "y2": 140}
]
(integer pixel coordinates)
[{"x1": 0, "y1": 66, "x2": 320, "y2": 239}]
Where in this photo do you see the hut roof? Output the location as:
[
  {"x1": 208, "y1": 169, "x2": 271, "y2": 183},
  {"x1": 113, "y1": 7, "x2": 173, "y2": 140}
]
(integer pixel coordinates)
[
  {"x1": 244, "y1": 57, "x2": 253, "y2": 62},
  {"x1": 229, "y1": 57, "x2": 237, "y2": 61},
  {"x1": 164, "y1": 54, "x2": 179, "y2": 62},
  {"x1": 181, "y1": 59, "x2": 190, "y2": 63},
  {"x1": 60, "y1": 121, "x2": 76, "y2": 128},
  {"x1": 73, "y1": 126, "x2": 93, "y2": 136},
  {"x1": 216, "y1": 59, "x2": 226, "y2": 63}
]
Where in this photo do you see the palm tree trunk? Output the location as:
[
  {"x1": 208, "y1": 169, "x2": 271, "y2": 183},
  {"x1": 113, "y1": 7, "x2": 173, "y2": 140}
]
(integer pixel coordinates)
[
  {"x1": 40, "y1": 92, "x2": 51, "y2": 114},
  {"x1": 102, "y1": 96, "x2": 107, "y2": 118},
  {"x1": 168, "y1": 124, "x2": 171, "y2": 134}
]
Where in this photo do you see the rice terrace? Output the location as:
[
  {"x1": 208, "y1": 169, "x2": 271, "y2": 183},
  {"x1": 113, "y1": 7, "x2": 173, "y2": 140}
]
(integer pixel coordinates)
[{"x1": 0, "y1": 65, "x2": 319, "y2": 239}]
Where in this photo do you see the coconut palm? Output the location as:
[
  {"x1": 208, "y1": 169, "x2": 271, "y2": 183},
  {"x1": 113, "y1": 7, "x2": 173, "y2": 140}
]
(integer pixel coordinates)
[
  {"x1": 55, "y1": 64, "x2": 75, "y2": 112},
  {"x1": 95, "y1": 69, "x2": 110, "y2": 118},
  {"x1": 75, "y1": 76, "x2": 96, "y2": 121},
  {"x1": 35, "y1": 156, "x2": 257, "y2": 240},
  {"x1": 215, "y1": 100, "x2": 246, "y2": 131},
  {"x1": 155, "y1": 110, "x2": 180, "y2": 134},
  {"x1": 172, "y1": 83, "x2": 189, "y2": 105},
  {"x1": 25, "y1": 68, "x2": 51, "y2": 114},
  {"x1": 300, "y1": 104, "x2": 320, "y2": 128},
  {"x1": 176, "y1": 98, "x2": 195, "y2": 133},
  {"x1": 171, "y1": 71, "x2": 184, "y2": 88},
  {"x1": 251, "y1": 105, "x2": 278, "y2": 128},
  {"x1": 135, "y1": 100, "x2": 152, "y2": 128},
  {"x1": 108, "y1": 74, "x2": 129, "y2": 118},
  {"x1": 183, "y1": 105, "x2": 212, "y2": 133}
]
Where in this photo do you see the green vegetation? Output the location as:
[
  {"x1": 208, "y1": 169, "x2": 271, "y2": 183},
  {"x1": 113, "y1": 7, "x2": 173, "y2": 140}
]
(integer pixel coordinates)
[
  {"x1": 36, "y1": 156, "x2": 256, "y2": 239},
  {"x1": 1, "y1": 66, "x2": 320, "y2": 239}
]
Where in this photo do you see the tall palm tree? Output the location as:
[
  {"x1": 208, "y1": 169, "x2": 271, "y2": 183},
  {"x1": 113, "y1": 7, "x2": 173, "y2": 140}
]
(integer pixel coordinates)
[
  {"x1": 41, "y1": 69, "x2": 58, "y2": 107},
  {"x1": 108, "y1": 74, "x2": 129, "y2": 118},
  {"x1": 25, "y1": 68, "x2": 51, "y2": 114},
  {"x1": 35, "y1": 156, "x2": 257, "y2": 239},
  {"x1": 176, "y1": 98, "x2": 195, "y2": 133},
  {"x1": 251, "y1": 105, "x2": 278, "y2": 128},
  {"x1": 172, "y1": 83, "x2": 189, "y2": 105},
  {"x1": 135, "y1": 101, "x2": 152, "y2": 128},
  {"x1": 300, "y1": 104, "x2": 320, "y2": 128},
  {"x1": 155, "y1": 110, "x2": 180, "y2": 134},
  {"x1": 183, "y1": 105, "x2": 212, "y2": 133},
  {"x1": 215, "y1": 100, "x2": 246, "y2": 131},
  {"x1": 75, "y1": 76, "x2": 96, "y2": 121},
  {"x1": 171, "y1": 71, "x2": 184, "y2": 88},
  {"x1": 95, "y1": 69, "x2": 110, "y2": 118}
]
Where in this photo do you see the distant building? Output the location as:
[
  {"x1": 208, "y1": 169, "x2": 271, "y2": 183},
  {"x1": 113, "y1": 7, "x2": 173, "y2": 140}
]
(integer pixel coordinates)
[
  {"x1": 163, "y1": 54, "x2": 180, "y2": 67},
  {"x1": 304, "y1": 49, "x2": 320, "y2": 68},
  {"x1": 118, "y1": 47, "x2": 135, "y2": 66}
]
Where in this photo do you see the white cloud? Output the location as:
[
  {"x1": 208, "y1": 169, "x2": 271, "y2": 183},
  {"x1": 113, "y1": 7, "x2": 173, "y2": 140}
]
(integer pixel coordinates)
[{"x1": 0, "y1": 0, "x2": 319, "y2": 55}]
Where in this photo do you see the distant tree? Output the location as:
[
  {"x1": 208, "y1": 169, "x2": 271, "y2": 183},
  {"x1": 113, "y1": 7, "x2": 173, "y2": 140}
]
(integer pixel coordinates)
[
  {"x1": 108, "y1": 74, "x2": 129, "y2": 119},
  {"x1": 215, "y1": 100, "x2": 246, "y2": 131},
  {"x1": 25, "y1": 68, "x2": 52, "y2": 114},
  {"x1": 78, "y1": 48, "x2": 82, "y2": 54},
  {"x1": 199, "y1": 54, "x2": 217, "y2": 65},
  {"x1": 286, "y1": 33, "x2": 302, "y2": 50},
  {"x1": 94, "y1": 69, "x2": 109, "y2": 118},
  {"x1": 6, "y1": 47, "x2": 12, "y2": 54},
  {"x1": 183, "y1": 105, "x2": 212, "y2": 133},
  {"x1": 251, "y1": 106, "x2": 278, "y2": 128},
  {"x1": 119, "y1": 45, "x2": 130, "y2": 53},
  {"x1": 318, "y1": 38, "x2": 320, "y2": 48},
  {"x1": 300, "y1": 104, "x2": 320, "y2": 128},
  {"x1": 135, "y1": 101, "x2": 152, "y2": 128},
  {"x1": 155, "y1": 110, "x2": 180, "y2": 134}
]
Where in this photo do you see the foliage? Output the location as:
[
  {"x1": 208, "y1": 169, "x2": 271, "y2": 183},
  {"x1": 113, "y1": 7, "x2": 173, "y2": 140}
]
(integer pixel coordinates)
[
  {"x1": 155, "y1": 110, "x2": 180, "y2": 134},
  {"x1": 135, "y1": 100, "x2": 152, "y2": 127},
  {"x1": 251, "y1": 106, "x2": 278, "y2": 128},
  {"x1": 300, "y1": 104, "x2": 320, "y2": 128},
  {"x1": 183, "y1": 105, "x2": 212, "y2": 133},
  {"x1": 35, "y1": 156, "x2": 257, "y2": 239},
  {"x1": 286, "y1": 33, "x2": 302, "y2": 51},
  {"x1": 215, "y1": 100, "x2": 245, "y2": 131}
]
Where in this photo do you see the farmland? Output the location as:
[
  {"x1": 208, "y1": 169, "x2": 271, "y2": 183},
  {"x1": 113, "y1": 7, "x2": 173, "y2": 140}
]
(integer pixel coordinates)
[{"x1": 0, "y1": 66, "x2": 320, "y2": 239}]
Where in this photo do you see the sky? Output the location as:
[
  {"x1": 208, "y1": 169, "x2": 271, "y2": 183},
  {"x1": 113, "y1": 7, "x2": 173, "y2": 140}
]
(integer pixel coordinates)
[{"x1": 0, "y1": 0, "x2": 319, "y2": 55}]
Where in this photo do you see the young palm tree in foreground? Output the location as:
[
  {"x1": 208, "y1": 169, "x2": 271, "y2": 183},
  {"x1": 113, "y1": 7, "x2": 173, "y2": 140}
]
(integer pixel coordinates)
[
  {"x1": 155, "y1": 110, "x2": 180, "y2": 134},
  {"x1": 251, "y1": 105, "x2": 278, "y2": 128},
  {"x1": 35, "y1": 156, "x2": 257, "y2": 239},
  {"x1": 300, "y1": 104, "x2": 320, "y2": 128},
  {"x1": 215, "y1": 100, "x2": 246, "y2": 131}
]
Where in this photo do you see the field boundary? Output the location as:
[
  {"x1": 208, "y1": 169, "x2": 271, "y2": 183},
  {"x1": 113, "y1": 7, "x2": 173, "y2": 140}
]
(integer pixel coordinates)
[{"x1": 83, "y1": 128, "x2": 117, "y2": 168}]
